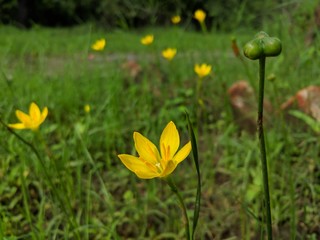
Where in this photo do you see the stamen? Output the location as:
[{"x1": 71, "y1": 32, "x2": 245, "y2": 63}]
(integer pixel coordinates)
[{"x1": 155, "y1": 162, "x2": 162, "y2": 173}]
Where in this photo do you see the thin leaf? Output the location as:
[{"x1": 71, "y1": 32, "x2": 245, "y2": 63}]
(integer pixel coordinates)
[
  {"x1": 185, "y1": 111, "x2": 201, "y2": 239},
  {"x1": 289, "y1": 110, "x2": 320, "y2": 133}
]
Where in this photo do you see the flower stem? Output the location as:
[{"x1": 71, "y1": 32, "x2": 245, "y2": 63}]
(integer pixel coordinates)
[
  {"x1": 258, "y1": 57, "x2": 273, "y2": 240},
  {"x1": 166, "y1": 177, "x2": 191, "y2": 240},
  {"x1": 200, "y1": 22, "x2": 207, "y2": 34},
  {"x1": 196, "y1": 78, "x2": 204, "y2": 124}
]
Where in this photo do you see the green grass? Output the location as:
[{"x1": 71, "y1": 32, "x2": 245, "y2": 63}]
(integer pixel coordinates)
[{"x1": 0, "y1": 21, "x2": 319, "y2": 240}]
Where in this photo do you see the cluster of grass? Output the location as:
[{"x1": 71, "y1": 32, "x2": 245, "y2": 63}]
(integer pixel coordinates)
[{"x1": 0, "y1": 17, "x2": 319, "y2": 239}]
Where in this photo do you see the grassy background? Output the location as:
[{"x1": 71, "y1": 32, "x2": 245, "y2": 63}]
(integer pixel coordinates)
[{"x1": 0, "y1": 18, "x2": 319, "y2": 240}]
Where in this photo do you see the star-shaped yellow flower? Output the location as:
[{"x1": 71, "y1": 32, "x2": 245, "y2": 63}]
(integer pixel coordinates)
[
  {"x1": 118, "y1": 121, "x2": 191, "y2": 179},
  {"x1": 8, "y1": 102, "x2": 48, "y2": 131},
  {"x1": 162, "y1": 48, "x2": 177, "y2": 61},
  {"x1": 194, "y1": 9, "x2": 206, "y2": 23},
  {"x1": 171, "y1": 15, "x2": 181, "y2": 24},
  {"x1": 194, "y1": 63, "x2": 212, "y2": 78},
  {"x1": 91, "y1": 38, "x2": 106, "y2": 51},
  {"x1": 140, "y1": 35, "x2": 154, "y2": 45}
]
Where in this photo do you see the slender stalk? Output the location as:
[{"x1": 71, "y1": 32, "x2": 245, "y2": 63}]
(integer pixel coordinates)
[
  {"x1": 186, "y1": 112, "x2": 201, "y2": 239},
  {"x1": 200, "y1": 22, "x2": 207, "y2": 34},
  {"x1": 196, "y1": 78, "x2": 204, "y2": 124},
  {"x1": 20, "y1": 168, "x2": 38, "y2": 240},
  {"x1": 258, "y1": 57, "x2": 273, "y2": 240},
  {"x1": 166, "y1": 177, "x2": 191, "y2": 240}
]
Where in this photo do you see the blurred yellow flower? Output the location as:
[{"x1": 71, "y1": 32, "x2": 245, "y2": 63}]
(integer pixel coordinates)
[
  {"x1": 91, "y1": 38, "x2": 106, "y2": 51},
  {"x1": 194, "y1": 63, "x2": 212, "y2": 78},
  {"x1": 162, "y1": 48, "x2": 177, "y2": 61},
  {"x1": 8, "y1": 102, "x2": 48, "y2": 131},
  {"x1": 171, "y1": 15, "x2": 181, "y2": 24},
  {"x1": 84, "y1": 104, "x2": 91, "y2": 113},
  {"x1": 118, "y1": 121, "x2": 191, "y2": 179},
  {"x1": 140, "y1": 34, "x2": 154, "y2": 45},
  {"x1": 194, "y1": 9, "x2": 206, "y2": 23}
]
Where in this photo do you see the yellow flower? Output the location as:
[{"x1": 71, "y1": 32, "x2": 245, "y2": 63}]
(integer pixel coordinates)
[
  {"x1": 194, "y1": 63, "x2": 212, "y2": 78},
  {"x1": 162, "y1": 48, "x2": 177, "y2": 61},
  {"x1": 91, "y1": 38, "x2": 106, "y2": 51},
  {"x1": 194, "y1": 9, "x2": 206, "y2": 23},
  {"x1": 171, "y1": 15, "x2": 181, "y2": 24},
  {"x1": 84, "y1": 104, "x2": 91, "y2": 113},
  {"x1": 118, "y1": 121, "x2": 191, "y2": 179},
  {"x1": 8, "y1": 102, "x2": 48, "y2": 131},
  {"x1": 140, "y1": 34, "x2": 154, "y2": 45}
]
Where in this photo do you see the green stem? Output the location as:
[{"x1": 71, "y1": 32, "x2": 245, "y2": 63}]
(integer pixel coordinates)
[
  {"x1": 200, "y1": 22, "x2": 207, "y2": 34},
  {"x1": 166, "y1": 177, "x2": 191, "y2": 240},
  {"x1": 258, "y1": 57, "x2": 273, "y2": 240},
  {"x1": 196, "y1": 78, "x2": 204, "y2": 124}
]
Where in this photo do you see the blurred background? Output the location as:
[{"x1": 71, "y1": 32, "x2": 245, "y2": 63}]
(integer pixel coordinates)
[{"x1": 0, "y1": 0, "x2": 319, "y2": 36}]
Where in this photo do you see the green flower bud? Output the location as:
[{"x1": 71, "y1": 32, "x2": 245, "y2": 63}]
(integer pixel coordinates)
[
  {"x1": 243, "y1": 31, "x2": 282, "y2": 60},
  {"x1": 267, "y1": 73, "x2": 276, "y2": 82},
  {"x1": 262, "y1": 37, "x2": 282, "y2": 57},
  {"x1": 255, "y1": 31, "x2": 269, "y2": 39},
  {"x1": 243, "y1": 39, "x2": 263, "y2": 60}
]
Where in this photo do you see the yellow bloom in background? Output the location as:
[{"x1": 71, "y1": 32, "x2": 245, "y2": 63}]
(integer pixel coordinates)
[
  {"x1": 162, "y1": 48, "x2": 177, "y2": 61},
  {"x1": 8, "y1": 102, "x2": 48, "y2": 131},
  {"x1": 91, "y1": 38, "x2": 106, "y2": 51},
  {"x1": 140, "y1": 34, "x2": 154, "y2": 45},
  {"x1": 194, "y1": 9, "x2": 206, "y2": 23},
  {"x1": 84, "y1": 104, "x2": 91, "y2": 113},
  {"x1": 118, "y1": 121, "x2": 191, "y2": 179},
  {"x1": 171, "y1": 15, "x2": 181, "y2": 24},
  {"x1": 194, "y1": 63, "x2": 212, "y2": 78}
]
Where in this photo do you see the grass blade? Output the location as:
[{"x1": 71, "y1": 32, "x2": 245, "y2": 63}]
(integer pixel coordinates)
[{"x1": 185, "y1": 112, "x2": 201, "y2": 239}]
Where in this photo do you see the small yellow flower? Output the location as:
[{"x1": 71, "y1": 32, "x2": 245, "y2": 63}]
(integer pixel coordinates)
[
  {"x1": 194, "y1": 63, "x2": 212, "y2": 78},
  {"x1": 171, "y1": 15, "x2": 181, "y2": 24},
  {"x1": 194, "y1": 9, "x2": 206, "y2": 23},
  {"x1": 8, "y1": 102, "x2": 48, "y2": 131},
  {"x1": 118, "y1": 121, "x2": 191, "y2": 179},
  {"x1": 91, "y1": 38, "x2": 106, "y2": 51},
  {"x1": 84, "y1": 104, "x2": 91, "y2": 113},
  {"x1": 140, "y1": 35, "x2": 154, "y2": 45},
  {"x1": 162, "y1": 48, "x2": 177, "y2": 61}
]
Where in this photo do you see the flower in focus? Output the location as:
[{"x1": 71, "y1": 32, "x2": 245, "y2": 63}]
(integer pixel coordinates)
[
  {"x1": 91, "y1": 38, "x2": 106, "y2": 51},
  {"x1": 118, "y1": 121, "x2": 191, "y2": 179},
  {"x1": 84, "y1": 104, "x2": 91, "y2": 113},
  {"x1": 171, "y1": 15, "x2": 181, "y2": 24},
  {"x1": 194, "y1": 9, "x2": 206, "y2": 23},
  {"x1": 8, "y1": 102, "x2": 48, "y2": 131},
  {"x1": 194, "y1": 63, "x2": 212, "y2": 78},
  {"x1": 141, "y1": 35, "x2": 154, "y2": 45},
  {"x1": 162, "y1": 48, "x2": 177, "y2": 61}
]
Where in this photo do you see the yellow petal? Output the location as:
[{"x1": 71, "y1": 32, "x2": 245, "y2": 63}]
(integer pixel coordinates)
[
  {"x1": 194, "y1": 64, "x2": 199, "y2": 73},
  {"x1": 8, "y1": 123, "x2": 26, "y2": 129},
  {"x1": 160, "y1": 121, "x2": 179, "y2": 160},
  {"x1": 29, "y1": 102, "x2": 41, "y2": 121},
  {"x1": 134, "y1": 132, "x2": 161, "y2": 166},
  {"x1": 160, "y1": 160, "x2": 177, "y2": 178},
  {"x1": 173, "y1": 141, "x2": 192, "y2": 164},
  {"x1": 15, "y1": 110, "x2": 31, "y2": 125},
  {"x1": 40, "y1": 107, "x2": 48, "y2": 123},
  {"x1": 118, "y1": 154, "x2": 159, "y2": 179}
]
